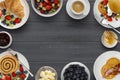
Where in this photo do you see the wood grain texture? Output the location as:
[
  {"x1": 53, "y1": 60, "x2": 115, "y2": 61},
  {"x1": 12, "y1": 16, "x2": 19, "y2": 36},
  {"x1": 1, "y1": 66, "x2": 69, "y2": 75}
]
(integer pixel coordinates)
[{"x1": 0, "y1": 0, "x2": 120, "y2": 80}]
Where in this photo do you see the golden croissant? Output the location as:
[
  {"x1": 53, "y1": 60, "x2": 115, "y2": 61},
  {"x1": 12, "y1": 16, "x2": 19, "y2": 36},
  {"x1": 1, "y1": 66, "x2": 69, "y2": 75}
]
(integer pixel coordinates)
[{"x1": 0, "y1": 0, "x2": 24, "y2": 18}]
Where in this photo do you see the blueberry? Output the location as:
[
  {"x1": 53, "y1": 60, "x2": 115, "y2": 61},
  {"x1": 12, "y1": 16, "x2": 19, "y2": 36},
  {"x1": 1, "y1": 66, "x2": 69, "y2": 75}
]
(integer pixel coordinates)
[
  {"x1": 2, "y1": 9, "x2": 6, "y2": 15},
  {"x1": 24, "y1": 71, "x2": 28, "y2": 74},
  {"x1": 1, "y1": 20, "x2": 6, "y2": 25},
  {"x1": 72, "y1": 75, "x2": 77, "y2": 79},
  {"x1": 40, "y1": 0, "x2": 44, "y2": 2},
  {"x1": 44, "y1": 11, "x2": 48, "y2": 14},
  {"x1": 10, "y1": 15, "x2": 14, "y2": 18},
  {"x1": 50, "y1": 0, "x2": 54, "y2": 2}
]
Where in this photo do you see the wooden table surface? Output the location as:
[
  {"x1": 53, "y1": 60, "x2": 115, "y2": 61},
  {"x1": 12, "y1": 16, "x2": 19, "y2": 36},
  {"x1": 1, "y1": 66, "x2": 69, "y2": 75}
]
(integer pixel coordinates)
[{"x1": 0, "y1": 0, "x2": 120, "y2": 80}]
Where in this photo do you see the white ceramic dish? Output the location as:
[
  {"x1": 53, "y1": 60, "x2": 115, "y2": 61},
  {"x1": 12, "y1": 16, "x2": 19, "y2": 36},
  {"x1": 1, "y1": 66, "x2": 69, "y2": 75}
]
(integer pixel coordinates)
[
  {"x1": 0, "y1": 0, "x2": 30, "y2": 29},
  {"x1": 0, "y1": 31, "x2": 12, "y2": 49},
  {"x1": 0, "y1": 50, "x2": 30, "y2": 80},
  {"x1": 61, "y1": 62, "x2": 90, "y2": 80},
  {"x1": 93, "y1": 0, "x2": 120, "y2": 28},
  {"x1": 66, "y1": 0, "x2": 90, "y2": 20},
  {"x1": 35, "y1": 66, "x2": 58, "y2": 80},
  {"x1": 31, "y1": 0, "x2": 63, "y2": 17},
  {"x1": 93, "y1": 51, "x2": 120, "y2": 80},
  {"x1": 101, "y1": 31, "x2": 118, "y2": 48}
]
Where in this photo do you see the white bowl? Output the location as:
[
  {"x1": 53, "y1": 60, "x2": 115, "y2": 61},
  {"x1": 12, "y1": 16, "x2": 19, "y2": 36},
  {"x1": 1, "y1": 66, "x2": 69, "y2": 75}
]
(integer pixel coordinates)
[
  {"x1": 61, "y1": 62, "x2": 90, "y2": 80},
  {"x1": 0, "y1": 31, "x2": 12, "y2": 49},
  {"x1": 31, "y1": 0, "x2": 63, "y2": 17},
  {"x1": 35, "y1": 66, "x2": 58, "y2": 80},
  {"x1": 101, "y1": 31, "x2": 118, "y2": 48}
]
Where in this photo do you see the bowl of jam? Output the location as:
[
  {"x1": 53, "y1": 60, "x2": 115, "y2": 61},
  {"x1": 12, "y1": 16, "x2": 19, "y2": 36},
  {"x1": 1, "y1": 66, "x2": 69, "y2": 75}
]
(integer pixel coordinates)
[{"x1": 0, "y1": 31, "x2": 12, "y2": 49}]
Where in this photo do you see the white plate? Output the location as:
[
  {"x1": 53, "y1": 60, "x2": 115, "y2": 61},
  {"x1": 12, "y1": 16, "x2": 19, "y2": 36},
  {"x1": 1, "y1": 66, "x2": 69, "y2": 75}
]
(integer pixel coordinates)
[
  {"x1": 0, "y1": 0, "x2": 30, "y2": 29},
  {"x1": 61, "y1": 62, "x2": 90, "y2": 80},
  {"x1": 66, "y1": 0, "x2": 90, "y2": 20},
  {"x1": 93, "y1": 0, "x2": 120, "y2": 28},
  {"x1": 0, "y1": 50, "x2": 30, "y2": 80},
  {"x1": 93, "y1": 51, "x2": 120, "y2": 80},
  {"x1": 31, "y1": 0, "x2": 63, "y2": 17}
]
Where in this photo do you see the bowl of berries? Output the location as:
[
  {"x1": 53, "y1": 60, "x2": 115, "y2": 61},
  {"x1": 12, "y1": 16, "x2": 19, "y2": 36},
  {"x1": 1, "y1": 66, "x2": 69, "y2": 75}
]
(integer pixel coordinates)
[
  {"x1": 31, "y1": 0, "x2": 63, "y2": 17},
  {"x1": 61, "y1": 62, "x2": 90, "y2": 80}
]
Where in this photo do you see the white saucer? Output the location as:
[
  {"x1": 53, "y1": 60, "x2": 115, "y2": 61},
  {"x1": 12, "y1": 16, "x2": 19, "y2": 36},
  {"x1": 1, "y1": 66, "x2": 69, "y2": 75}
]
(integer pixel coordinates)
[
  {"x1": 94, "y1": 0, "x2": 120, "y2": 28},
  {"x1": 93, "y1": 51, "x2": 120, "y2": 80},
  {"x1": 66, "y1": 0, "x2": 90, "y2": 20}
]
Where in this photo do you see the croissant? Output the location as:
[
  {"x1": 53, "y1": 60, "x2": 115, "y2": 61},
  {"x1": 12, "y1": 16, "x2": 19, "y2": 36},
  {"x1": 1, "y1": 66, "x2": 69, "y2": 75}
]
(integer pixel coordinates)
[{"x1": 0, "y1": 0, "x2": 24, "y2": 18}]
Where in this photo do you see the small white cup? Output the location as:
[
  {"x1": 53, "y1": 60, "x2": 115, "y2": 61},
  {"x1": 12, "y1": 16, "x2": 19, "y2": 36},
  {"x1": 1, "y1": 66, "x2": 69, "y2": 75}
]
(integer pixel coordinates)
[
  {"x1": 70, "y1": 0, "x2": 86, "y2": 15},
  {"x1": 0, "y1": 31, "x2": 12, "y2": 49}
]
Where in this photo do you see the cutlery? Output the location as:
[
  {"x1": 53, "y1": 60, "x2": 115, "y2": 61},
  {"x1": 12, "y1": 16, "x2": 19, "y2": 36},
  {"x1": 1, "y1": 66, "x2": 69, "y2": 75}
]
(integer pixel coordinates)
[
  {"x1": 8, "y1": 49, "x2": 34, "y2": 77},
  {"x1": 100, "y1": 18, "x2": 120, "y2": 34}
]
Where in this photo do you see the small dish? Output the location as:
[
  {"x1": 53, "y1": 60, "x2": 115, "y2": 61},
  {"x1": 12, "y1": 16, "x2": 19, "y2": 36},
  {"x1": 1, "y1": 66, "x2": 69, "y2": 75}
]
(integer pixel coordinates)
[
  {"x1": 0, "y1": 31, "x2": 12, "y2": 49},
  {"x1": 35, "y1": 66, "x2": 58, "y2": 80},
  {"x1": 66, "y1": 0, "x2": 90, "y2": 20},
  {"x1": 93, "y1": 51, "x2": 120, "y2": 80},
  {"x1": 31, "y1": 0, "x2": 63, "y2": 17},
  {"x1": 61, "y1": 62, "x2": 90, "y2": 80},
  {"x1": 101, "y1": 31, "x2": 118, "y2": 48}
]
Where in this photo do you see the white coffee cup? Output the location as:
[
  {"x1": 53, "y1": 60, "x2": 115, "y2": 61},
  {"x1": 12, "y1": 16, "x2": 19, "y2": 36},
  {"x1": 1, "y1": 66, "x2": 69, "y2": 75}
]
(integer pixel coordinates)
[{"x1": 70, "y1": 0, "x2": 86, "y2": 15}]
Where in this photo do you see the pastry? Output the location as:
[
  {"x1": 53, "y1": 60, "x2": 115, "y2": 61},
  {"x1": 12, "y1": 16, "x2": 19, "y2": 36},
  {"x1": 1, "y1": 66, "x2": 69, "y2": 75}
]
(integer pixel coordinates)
[
  {"x1": 98, "y1": 2, "x2": 107, "y2": 15},
  {"x1": 0, "y1": 0, "x2": 24, "y2": 18},
  {"x1": 101, "y1": 58, "x2": 120, "y2": 79},
  {"x1": 108, "y1": 0, "x2": 120, "y2": 13},
  {"x1": 0, "y1": 54, "x2": 19, "y2": 74}
]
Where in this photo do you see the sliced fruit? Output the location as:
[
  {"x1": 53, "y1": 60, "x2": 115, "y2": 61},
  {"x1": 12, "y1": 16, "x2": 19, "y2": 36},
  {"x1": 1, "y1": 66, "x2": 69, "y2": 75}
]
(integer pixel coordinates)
[
  {"x1": 46, "y1": 5, "x2": 52, "y2": 10},
  {"x1": 14, "y1": 18, "x2": 21, "y2": 24},
  {"x1": 12, "y1": 72, "x2": 17, "y2": 77},
  {"x1": 20, "y1": 65, "x2": 24, "y2": 72},
  {"x1": 19, "y1": 74, "x2": 26, "y2": 79},
  {"x1": 40, "y1": 9, "x2": 45, "y2": 14},
  {"x1": 54, "y1": 0, "x2": 59, "y2": 4},
  {"x1": 5, "y1": 15, "x2": 11, "y2": 20},
  {"x1": 0, "y1": 10, "x2": 3, "y2": 17},
  {"x1": 107, "y1": 17, "x2": 112, "y2": 21},
  {"x1": 102, "y1": 0, "x2": 108, "y2": 5}
]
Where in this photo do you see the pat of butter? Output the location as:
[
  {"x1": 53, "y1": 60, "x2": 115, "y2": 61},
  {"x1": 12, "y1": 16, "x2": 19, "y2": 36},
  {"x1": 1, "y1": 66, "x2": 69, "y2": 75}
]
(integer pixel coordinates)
[{"x1": 107, "y1": 4, "x2": 112, "y2": 16}]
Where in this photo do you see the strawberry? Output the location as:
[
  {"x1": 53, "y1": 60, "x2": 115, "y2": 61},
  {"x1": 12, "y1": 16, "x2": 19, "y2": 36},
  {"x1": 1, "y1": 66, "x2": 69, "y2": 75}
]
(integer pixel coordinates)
[
  {"x1": 0, "y1": 10, "x2": 3, "y2": 17},
  {"x1": 54, "y1": 0, "x2": 58, "y2": 4},
  {"x1": 1, "y1": 75, "x2": 6, "y2": 80},
  {"x1": 19, "y1": 74, "x2": 26, "y2": 79},
  {"x1": 14, "y1": 18, "x2": 21, "y2": 24},
  {"x1": 40, "y1": 9, "x2": 45, "y2": 14},
  {"x1": 5, "y1": 15, "x2": 11, "y2": 20},
  {"x1": 6, "y1": 75, "x2": 11, "y2": 80},
  {"x1": 20, "y1": 65, "x2": 24, "y2": 72},
  {"x1": 12, "y1": 72, "x2": 16, "y2": 77},
  {"x1": 102, "y1": 0, "x2": 108, "y2": 5},
  {"x1": 107, "y1": 17, "x2": 112, "y2": 21},
  {"x1": 44, "y1": 0, "x2": 49, "y2": 3},
  {"x1": 43, "y1": 2, "x2": 47, "y2": 6},
  {"x1": 39, "y1": 2, "x2": 43, "y2": 8},
  {"x1": 46, "y1": 5, "x2": 52, "y2": 10}
]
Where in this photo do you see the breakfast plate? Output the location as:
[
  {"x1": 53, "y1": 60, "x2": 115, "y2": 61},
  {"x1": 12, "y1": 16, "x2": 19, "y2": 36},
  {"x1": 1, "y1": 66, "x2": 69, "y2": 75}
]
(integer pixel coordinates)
[
  {"x1": 66, "y1": 0, "x2": 90, "y2": 19},
  {"x1": 93, "y1": 51, "x2": 120, "y2": 80},
  {"x1": 0, "y1": 50, "x2": 30, "y2": 80},
  {"x1": 93, "y1": 0, "x2": 120, "y2": 28},
  {"x1": 0, "y1": 0, "x2": 30, "y2": 29}
]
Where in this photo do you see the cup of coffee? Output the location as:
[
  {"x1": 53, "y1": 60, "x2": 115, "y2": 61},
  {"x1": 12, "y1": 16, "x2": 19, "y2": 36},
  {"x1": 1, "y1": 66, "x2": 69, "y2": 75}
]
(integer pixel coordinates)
[{"x1": 70, "y1": 0, "x2": 86, "y2": 15}]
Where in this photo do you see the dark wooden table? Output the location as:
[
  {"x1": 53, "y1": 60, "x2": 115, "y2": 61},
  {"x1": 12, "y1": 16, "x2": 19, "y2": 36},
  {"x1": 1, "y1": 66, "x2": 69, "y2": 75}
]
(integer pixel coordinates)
[{"x1": 0, "y1": 0, "x2": 120, "y2": 80}]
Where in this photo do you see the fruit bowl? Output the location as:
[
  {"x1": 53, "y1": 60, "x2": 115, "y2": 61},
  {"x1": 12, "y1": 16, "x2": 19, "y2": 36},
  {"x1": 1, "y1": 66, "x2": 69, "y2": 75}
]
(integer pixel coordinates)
[
  {"x1": 31, "y1": 0, "x2": 63, "y2": 17},
  {"x1": 35, "y1": 66, "x2": 58, "y2": 80},
  {"x1": 61, "y1": 62, "x2": 90, "y2": 80}
]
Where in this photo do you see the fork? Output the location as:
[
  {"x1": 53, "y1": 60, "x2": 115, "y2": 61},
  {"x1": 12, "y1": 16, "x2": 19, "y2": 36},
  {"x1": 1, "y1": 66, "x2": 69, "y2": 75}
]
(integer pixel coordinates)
[{"x1": 100, "y1": 18, "x2": 120, "y2": 34}]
